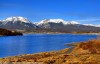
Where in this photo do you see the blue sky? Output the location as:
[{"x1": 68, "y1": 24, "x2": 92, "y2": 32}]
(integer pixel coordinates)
[{"x1": 0, "y1": 0, "x2": 100, "y2": 24}]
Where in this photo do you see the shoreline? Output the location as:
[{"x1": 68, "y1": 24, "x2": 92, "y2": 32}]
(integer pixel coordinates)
[{"x1": 23, "y1": 32, "x2": 100, "y2": 35}]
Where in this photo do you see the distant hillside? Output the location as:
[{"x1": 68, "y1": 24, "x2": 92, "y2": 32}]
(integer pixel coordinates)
[{"x1": 0, "y1": 28, "x2": 22, "y2": 36}]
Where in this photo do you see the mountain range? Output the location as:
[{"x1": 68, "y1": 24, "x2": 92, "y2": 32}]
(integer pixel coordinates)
[{"x1": 0, "y1": 16, "x2": 100, "y2": 33}]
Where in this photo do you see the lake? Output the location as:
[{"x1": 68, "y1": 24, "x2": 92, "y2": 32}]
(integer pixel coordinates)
[{"x1": 0, "y1": 34, "x2": 98, "y2": 58}]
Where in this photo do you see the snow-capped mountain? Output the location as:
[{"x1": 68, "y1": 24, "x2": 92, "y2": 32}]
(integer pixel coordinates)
[
  {"x1": 0, "y1": 16, "x2": 38, "y2": 31},
  {"x1": 36, "y1": 19, "x2": 81, "y2": 29},
  {"x1": 36, "y1": 19, "x2": 100, "y2": 28},
  {"x1": 36, "y1": 19, "x2": 100, "y2": 33},
  {"x1": 36, "y1": 19, "x2": 80, "y2": 25},
  {"x1": 3, "y1": 16, "x2": 31, "y2": 23},
  {"x1": 0, "y1": 17, "x2": 100, "y2": 33}
]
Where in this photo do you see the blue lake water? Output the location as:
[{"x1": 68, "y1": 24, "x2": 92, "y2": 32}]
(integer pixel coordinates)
[{"x1": 0, "y1": 34, "x2": 98, "y2": 58}]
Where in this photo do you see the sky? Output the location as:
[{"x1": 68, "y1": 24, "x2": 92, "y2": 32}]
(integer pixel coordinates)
[{"x1": 0, "y1": 0, "x2": 100, "y2": 24}]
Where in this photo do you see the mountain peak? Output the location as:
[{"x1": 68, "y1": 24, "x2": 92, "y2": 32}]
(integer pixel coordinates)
[
  {"x1": 42, "y1": 19, "x2": 64, "y2": 23},
  {"x1": 3, "y1": 16, "x2": 31, "y2": 23},
  {"x1": 0, "y1": 16, "x2": 37, "y2": 31},
  {"x1": 36, "y1": 19, "x2": 80, "y2": 25}
]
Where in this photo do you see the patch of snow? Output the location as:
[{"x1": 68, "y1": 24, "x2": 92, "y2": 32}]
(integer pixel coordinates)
[
  {"x1": 63, "y1": 21, "x2": 80, "y2": 25},
  {"x1": 83, "y1": 24, "x2": 100, "y2": 27}
]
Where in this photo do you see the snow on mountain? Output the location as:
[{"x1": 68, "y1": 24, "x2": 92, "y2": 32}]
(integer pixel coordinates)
[
  {"x1": 3, "y1": 16, "x2": 31, "y2": 23},
  {"x1": 0, "y1": 16, "x2": 100, "y2": 33},
  {"x1": 83, "y1": 24, "x2": 100, "y2": 27},
  {"x1": 0, "y1": 16, "x2": 38, "y2": 31},
  {"x1": 36, "y1": 19, "x2": 80, "y2": 25},
  {"x1": 95, "y1": 25, "x2": 100, "y2": 27},
  {"x1": 36, "y1": 19, "x2": 100, "y2": 28},
  {"x1": 65, "y1": 21, "x2": 80, "y2": 24},
  {"x1": 36, "y1": 19, "x2": 64, "y2": 25},
  {"x1": 83, "y1": 24, "x2": 94, "y2": 26}
]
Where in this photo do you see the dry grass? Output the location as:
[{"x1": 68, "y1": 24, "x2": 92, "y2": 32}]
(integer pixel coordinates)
[{"x1": 72, "y1": 39, "x2": 100, "y2": 54}]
